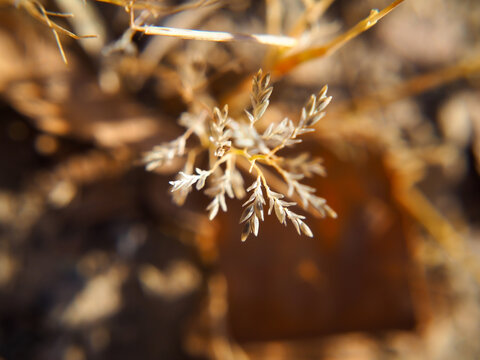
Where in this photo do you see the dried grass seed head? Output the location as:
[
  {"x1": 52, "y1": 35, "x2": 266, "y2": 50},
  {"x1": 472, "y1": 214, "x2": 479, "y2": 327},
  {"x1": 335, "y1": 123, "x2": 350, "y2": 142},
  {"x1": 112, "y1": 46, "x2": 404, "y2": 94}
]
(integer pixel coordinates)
[{"x1": 144, "y1": 69, "x2": 336, "y2": 242}]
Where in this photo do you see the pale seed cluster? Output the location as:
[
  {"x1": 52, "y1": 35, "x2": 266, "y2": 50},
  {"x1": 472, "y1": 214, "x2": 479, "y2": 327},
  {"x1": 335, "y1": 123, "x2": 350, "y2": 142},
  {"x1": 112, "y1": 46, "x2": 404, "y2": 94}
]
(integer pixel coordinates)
[{"x1": 144, "y1": 70, "x2": 336, "y2": 241}]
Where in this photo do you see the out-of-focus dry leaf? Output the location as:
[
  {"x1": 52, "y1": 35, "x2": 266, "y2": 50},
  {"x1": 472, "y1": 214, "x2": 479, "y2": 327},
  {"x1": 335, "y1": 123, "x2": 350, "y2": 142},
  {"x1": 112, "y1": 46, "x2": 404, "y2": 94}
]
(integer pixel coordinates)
[
  {"x1": 60, "y1": 265, "x2": 128, "y2": 327},
  {"x1": 138, "y1": 261, "x2": 201, "y2": 300}
]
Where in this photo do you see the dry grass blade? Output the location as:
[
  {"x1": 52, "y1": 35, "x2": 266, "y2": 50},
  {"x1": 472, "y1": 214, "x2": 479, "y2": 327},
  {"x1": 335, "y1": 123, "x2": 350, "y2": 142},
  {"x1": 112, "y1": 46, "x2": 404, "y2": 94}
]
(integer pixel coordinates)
[
  {"x1": 272, "y1": 0, "x2": 405, "y2": 75},
  {"x1": 15, "y1": 0, "x2": 96, "y2": 64},
  {"x1": 95, "y1": 0, "x2": 222, "y2": 15},
  {"x1": 134, "y1": 25, "x2": 298, "y2": 47},
  {"x1": 332, "y1": 55, "x2": 480, "y2": 118},
  {"x1": 288, "y1": 0, "x2": 336, "y2": 37}
]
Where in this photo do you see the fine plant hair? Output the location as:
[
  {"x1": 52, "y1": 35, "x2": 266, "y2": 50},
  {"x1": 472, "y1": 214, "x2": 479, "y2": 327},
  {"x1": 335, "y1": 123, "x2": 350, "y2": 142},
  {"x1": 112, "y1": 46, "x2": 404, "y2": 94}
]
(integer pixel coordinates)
[{"x1": 144, "y1": 70, "x2": 337, "y2": 241}]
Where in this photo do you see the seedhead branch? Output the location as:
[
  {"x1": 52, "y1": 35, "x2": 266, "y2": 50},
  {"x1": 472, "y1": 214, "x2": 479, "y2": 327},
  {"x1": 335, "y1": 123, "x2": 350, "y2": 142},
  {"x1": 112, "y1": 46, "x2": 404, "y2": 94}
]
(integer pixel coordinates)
[{"x1": 144, "y1": 70, "x2": 336, "y2": 241}]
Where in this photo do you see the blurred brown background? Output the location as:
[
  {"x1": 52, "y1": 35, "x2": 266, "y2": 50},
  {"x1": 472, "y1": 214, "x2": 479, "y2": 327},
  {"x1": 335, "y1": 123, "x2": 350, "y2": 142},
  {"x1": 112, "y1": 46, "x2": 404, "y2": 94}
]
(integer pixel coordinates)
[{"x1": 1, "y1": 0, "x2": 480, "y2": 359}]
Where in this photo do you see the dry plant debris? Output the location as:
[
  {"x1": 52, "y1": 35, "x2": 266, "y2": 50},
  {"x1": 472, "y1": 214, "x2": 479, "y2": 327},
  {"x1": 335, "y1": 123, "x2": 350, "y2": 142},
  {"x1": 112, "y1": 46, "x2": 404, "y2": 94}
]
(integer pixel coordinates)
[
  {"x1": 12, "y1": 0, "x2": 97, "y2": 64},
  {"x1": 144, "y1": 70, "x2": 336, "y2": 241},
  {"x1": 1, "y1": 0, "x2": 480, "y2": 358}
]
